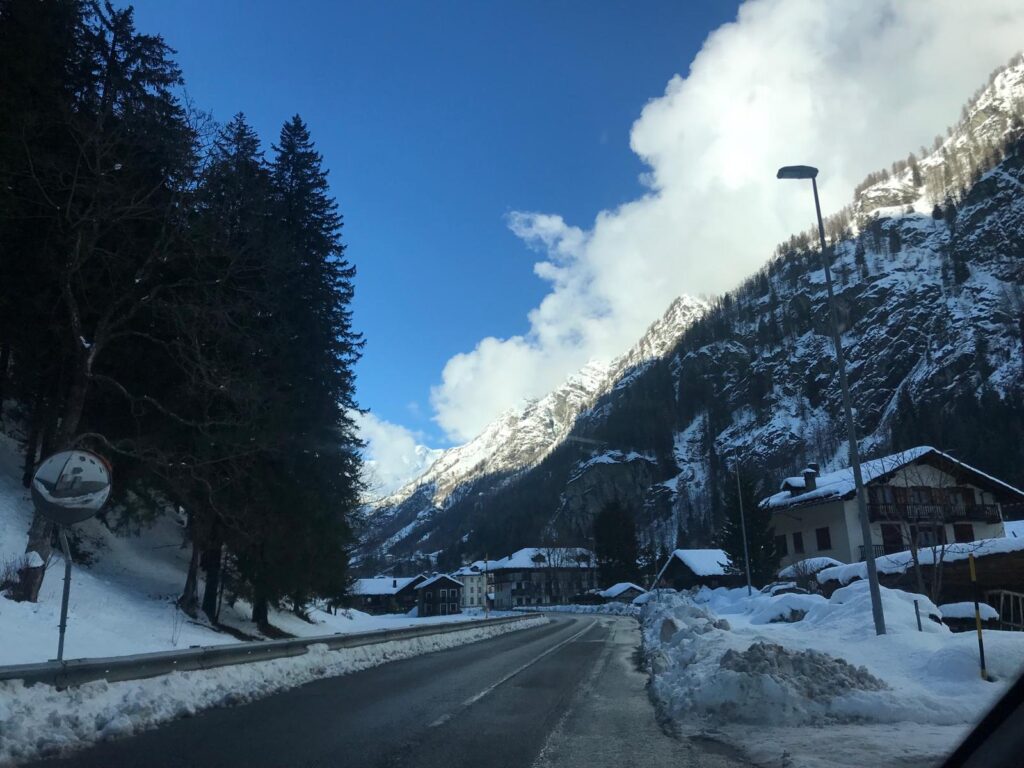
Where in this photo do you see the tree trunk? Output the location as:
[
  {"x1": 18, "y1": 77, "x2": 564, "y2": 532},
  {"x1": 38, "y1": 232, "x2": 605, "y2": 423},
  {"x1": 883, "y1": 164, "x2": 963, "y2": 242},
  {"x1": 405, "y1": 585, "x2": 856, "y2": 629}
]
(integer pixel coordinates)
[
  {"x1": 179, "y1": 530, "x2": 200, "y2": 618},
  {"x1": 19, "y1": 512, "x2": 53, "y2": 602},
  {"x1": 17, "y1": 392, "x2": 51, "y2": 602},
  {"x1": 201, "y1": 537, "x2": 223, "y2": 623},
  {"x1": 20, "y1": 388, "x2": 46, "y2": 487},
  {"x1": 0, "y1": 342, "x2": 10, "y2": 419},
  {"x1": 252, "y1": 585, "x2": 269, "y2": 630},
  {"x1": 54, "y1": 359, "x2": 88, "y2": 450}
]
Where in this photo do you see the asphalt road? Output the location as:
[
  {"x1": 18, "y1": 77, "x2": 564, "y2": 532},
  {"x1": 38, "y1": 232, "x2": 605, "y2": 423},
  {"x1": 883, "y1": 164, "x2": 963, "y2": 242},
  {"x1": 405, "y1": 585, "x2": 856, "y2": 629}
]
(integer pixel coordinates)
[{"x1": 25, "y1": 615, "x2": 747, "y2": 768}]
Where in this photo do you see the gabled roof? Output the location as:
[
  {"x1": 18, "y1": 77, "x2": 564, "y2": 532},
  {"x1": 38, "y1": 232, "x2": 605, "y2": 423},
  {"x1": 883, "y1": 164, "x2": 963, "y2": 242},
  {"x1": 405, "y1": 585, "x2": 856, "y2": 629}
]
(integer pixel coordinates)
[
  {"x1": 416, "y1": 573, "x2": 463, "y2": 590},
  {"x1": 598, "y1": 582, "x2": 647, "y2": 598},
  {"x1": 351, "y1": 575, "x2": 424, "y2": 596},
  {"x1": 452, "y1": 558, "x2": 501, "y2": 576},
  {"x1": 760, "y1": 447, "x2": 1024, "y2": 512},
  {"x1": 656, "y1": 549, "x2": 731, "y2": 583},
  {"x1": 490, "y1": 547, "x2": 595, "y2": 571}
]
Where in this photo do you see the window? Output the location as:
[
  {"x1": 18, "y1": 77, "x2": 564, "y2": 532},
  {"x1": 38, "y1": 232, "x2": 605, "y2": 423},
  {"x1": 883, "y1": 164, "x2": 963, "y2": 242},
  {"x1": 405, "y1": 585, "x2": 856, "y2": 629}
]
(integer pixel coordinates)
[
  {"x1": 954, "y1": 523, "x2": 974, "y2": 543},
  {"x1": 775, "y1": 534, "x2": 788, "y2": 556},
  {"x1": 440, "y1": 603, "x2": 448, "y2": 615},
  {"x1": 912, "y1": 524, "x2": 946, "y2": 548},
  {"x1": 816, "y1": 526, "x2": 832, "y2": 551},
  {"x1": 425, "y1": 591, "x2": 432, "y2": 600},
  {"x1": 440, "y1": 588, "x2": 446, "y2": 599},
  {"x1": 792, "y1": 532, "x2": 804, "y2": 554},
  {"x1": 449, "y1": 603, "x2": 458, "y2": 613}
]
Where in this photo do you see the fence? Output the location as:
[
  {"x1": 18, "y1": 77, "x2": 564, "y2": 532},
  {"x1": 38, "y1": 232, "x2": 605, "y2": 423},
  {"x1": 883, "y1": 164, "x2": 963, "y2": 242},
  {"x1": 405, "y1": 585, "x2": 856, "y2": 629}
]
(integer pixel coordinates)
[
  {"x1": 0, "y1": 614, "x2": 532, "y2": 689},
  {"x1": 985, "y1": 590, "x2": 1024, "y2": 631}
]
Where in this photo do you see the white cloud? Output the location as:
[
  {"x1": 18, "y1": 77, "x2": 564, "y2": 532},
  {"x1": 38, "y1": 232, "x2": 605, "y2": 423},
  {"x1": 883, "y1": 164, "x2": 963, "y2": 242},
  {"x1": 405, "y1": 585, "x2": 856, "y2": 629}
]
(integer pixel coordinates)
[
  {"x1": 428, "y1": 0, "x2": 1024, "y2": 443},
  {"x1": 354, "y1": 412, "x2": 443, "y2": 498}
]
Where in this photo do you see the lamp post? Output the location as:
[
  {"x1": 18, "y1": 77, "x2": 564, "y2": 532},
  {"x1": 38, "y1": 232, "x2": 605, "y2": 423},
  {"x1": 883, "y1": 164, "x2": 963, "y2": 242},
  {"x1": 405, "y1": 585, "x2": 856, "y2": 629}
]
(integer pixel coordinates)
[{"x1": 776, "y1": 165, "x2": 886, "y2": 636}]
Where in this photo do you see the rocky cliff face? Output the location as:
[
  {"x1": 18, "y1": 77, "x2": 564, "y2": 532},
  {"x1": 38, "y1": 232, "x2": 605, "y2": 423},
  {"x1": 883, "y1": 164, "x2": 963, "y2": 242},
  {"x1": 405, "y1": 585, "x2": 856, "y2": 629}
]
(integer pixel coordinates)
[
  {"x1": 361, "y1": 59, "x2": 1024, "y2": 571},
  {"x1": 358, "y1": 296, "x2": 707, "y2": 566}
]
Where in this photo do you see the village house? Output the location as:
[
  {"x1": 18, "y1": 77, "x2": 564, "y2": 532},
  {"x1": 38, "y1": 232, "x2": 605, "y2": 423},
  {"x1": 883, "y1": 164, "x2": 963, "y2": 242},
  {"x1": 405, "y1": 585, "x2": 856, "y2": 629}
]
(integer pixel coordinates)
[
  {"x1": 349, "y1": 574, "x2": 425, "y2": 615},
  {"x1": 489, "y1": 547, "x2": 597, "y2": 610},
  {"x1": 596, "y1": 582, "x2": 647, "y2": 603},
  {"x1": 453, "y1": 560, "x2": 496, "y2": 611},
  {"x1": 655, "y1": 549, "x2": 741, "y2": 590},
  {"x1": 762, "y1": 447, "x2": 1024, "y2": 570},
  {"x1": 416, "y1": 574, "x2": 463, "y2": 616}
]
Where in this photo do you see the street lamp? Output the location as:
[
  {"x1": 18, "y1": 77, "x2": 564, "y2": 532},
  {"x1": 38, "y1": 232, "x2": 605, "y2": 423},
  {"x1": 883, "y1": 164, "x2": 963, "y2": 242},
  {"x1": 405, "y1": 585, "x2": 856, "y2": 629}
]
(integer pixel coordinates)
[{"x1": 776, "y1": 165, "x2": 887, "y2": 636}]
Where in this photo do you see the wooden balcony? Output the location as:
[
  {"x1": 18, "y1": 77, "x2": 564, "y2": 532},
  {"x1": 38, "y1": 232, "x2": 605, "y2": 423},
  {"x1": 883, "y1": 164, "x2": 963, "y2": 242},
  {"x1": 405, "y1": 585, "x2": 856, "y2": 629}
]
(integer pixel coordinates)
[{"x1": 867, "y1": 502, "x2": 1001, "y2": 524}]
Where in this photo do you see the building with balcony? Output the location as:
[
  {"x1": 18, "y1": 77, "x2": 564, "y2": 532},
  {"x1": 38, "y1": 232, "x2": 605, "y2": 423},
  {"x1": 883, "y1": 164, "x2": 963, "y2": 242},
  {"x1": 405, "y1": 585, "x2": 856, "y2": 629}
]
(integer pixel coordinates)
[
  {"x1": 489, "y1": 547, "x2": 597, "y2": 610},
  {"x1": 761, "y1": 446, "x2": 1024, "y2": 570}
]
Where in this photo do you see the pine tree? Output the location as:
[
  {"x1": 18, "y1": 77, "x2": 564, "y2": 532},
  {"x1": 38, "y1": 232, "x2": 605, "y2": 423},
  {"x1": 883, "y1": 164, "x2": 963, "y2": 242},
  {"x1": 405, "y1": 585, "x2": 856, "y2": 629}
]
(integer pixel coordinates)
[
  {"x1": 593, "y1": 499, "x2": 640, "y2": 587},
  {"x1": 715, "y1": 470, "x2": 778, "y2": 587}
]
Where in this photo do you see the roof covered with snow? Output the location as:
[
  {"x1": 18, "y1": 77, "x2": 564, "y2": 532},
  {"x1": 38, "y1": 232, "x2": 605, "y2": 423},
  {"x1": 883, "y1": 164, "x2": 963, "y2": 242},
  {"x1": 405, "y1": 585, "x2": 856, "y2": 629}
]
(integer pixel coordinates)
[
  {"x1": 452, "y1": 559, "x2": 501, "y2": 576},
  {"x1": 761, "y1": 447, "x2": 1024, "y2": 512},
  {"x1": 351, "y1": 576, "x2": 423, "y2": 596},
  {"x1": 416, "y1": 574, "x2": 463, "y2": 590},
  {"x1": 659, "y1": 549, "x2": 731, "y2": 579},
  {"x1": 939, "y1": 602, "x2": 999, "y2": 621},
  {"x1": 817, "y1": 534, "x2": 1024, "y2": 586},
  {"x1": 490, "y1": 547, "x2": 595, "y2": 571},
  {"x1": 598, "y1": 582, "x2": 647, "y2": 598},
  {"x1": 778, "y1": 557, "x2": 844, "y2": 579}
]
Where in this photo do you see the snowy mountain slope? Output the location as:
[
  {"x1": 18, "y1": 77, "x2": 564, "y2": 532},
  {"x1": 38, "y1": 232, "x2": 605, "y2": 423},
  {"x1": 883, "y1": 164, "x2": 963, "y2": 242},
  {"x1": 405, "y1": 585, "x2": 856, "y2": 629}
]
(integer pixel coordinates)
[
  {"x1": 358, "y1": 296, "x2": 707, "y2": 565},
  {"x1": 365, "y1": 57, "x2": 1024, "y2": 568}
]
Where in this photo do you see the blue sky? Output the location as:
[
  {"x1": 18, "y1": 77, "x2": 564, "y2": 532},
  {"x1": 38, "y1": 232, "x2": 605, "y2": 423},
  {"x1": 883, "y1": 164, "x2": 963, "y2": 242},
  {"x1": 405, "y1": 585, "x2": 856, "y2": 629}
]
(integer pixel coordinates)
[
  {"x1": 130, "y1": 1, "x2": 1024, "y2": 495},
  {"x1": 130, "y1": 0, "x2": 740, "y2": 445}
]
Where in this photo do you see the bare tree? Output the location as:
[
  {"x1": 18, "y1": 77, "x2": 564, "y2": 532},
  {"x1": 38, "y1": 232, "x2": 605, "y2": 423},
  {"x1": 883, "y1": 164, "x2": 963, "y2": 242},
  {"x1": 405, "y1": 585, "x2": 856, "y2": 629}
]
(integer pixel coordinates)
[{"x1": 872, "y1": 449, "x2": 987, "y2": 604}]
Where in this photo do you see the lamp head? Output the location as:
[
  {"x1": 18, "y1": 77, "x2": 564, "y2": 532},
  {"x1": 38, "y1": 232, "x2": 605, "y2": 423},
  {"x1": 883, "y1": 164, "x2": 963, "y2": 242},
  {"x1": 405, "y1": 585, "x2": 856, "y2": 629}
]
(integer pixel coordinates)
[{"x1": 776, "y1": 165, "x2": 819, "y2": 180}]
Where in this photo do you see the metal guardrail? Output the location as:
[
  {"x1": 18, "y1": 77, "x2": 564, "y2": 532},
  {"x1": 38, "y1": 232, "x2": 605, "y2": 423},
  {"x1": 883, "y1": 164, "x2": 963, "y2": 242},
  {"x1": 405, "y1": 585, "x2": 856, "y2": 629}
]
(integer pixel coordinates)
[{"x1": 0, "y1": 614, "x2": 533, "y2": 689}]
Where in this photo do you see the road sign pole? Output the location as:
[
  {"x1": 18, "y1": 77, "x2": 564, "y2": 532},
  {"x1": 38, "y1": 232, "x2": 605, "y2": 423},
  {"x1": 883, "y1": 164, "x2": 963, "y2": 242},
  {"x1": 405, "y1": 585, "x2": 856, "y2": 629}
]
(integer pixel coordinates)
[{"x1": 57, "y1": 526, "x2": 73, "y2": 662}]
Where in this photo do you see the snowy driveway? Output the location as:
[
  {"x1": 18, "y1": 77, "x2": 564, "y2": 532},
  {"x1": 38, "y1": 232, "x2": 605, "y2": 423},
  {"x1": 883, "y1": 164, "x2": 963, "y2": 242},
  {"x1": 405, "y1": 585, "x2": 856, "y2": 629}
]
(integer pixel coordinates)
[{"x1": 16, "y1": 615, "x2": 743, "y2": 768}]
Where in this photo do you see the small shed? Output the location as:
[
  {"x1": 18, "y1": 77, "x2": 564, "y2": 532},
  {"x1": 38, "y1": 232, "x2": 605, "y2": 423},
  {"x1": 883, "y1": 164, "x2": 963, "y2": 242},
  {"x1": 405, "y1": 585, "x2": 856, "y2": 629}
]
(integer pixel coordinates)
[
  {"x1": 655, "y1": 549, "x2": 742, "y2": 590},
  {"x1": 597, "y1": 582, "x2": 647, "y2": 603},
  {"x1": 417, "y1": 574, "x2": 463, "y2": 616}
]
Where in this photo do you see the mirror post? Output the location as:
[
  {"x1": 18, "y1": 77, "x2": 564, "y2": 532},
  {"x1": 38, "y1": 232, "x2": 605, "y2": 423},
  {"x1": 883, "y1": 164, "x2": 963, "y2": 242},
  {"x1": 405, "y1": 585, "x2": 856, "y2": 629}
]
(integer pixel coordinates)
[{"x1": 57, "y1": 526, "x2": 73, "y2": 662}]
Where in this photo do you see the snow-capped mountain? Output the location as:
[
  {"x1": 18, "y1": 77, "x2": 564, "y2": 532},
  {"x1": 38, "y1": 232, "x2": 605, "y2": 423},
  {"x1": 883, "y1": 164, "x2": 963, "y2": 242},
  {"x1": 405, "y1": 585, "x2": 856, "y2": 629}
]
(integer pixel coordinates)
[
  {"x1": 359, "y1": 295, "x2": 708, "y2": 563},
  {"x1": 361, "y1": 56, "x2": 1024, "y2": 570}
]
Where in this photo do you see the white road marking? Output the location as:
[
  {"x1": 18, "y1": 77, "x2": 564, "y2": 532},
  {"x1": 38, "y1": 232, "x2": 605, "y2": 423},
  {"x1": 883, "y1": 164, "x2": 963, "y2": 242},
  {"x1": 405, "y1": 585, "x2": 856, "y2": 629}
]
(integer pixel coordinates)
[{"x1": 427, "y1": 619, "x2": 597, "y2": 728}]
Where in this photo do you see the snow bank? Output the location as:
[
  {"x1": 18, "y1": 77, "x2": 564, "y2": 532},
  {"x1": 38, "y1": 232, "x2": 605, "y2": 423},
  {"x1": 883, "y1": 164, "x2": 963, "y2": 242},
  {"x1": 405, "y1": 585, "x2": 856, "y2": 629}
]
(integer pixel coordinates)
[
  {"x1": 642, "y1": 584, "x2": 1024, "y2": 767},
  {"x1": 0, "y1": 616, "x2": 546, "y2": 764},
  {"x1": 514, "y1": 602, "x2": 640, "y2": 618}
]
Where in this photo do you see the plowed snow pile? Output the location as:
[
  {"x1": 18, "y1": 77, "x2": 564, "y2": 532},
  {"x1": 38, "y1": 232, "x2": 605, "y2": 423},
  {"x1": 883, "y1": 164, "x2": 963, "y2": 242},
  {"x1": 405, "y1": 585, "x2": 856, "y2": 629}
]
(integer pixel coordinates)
[{"x1": 642, "y1": 584, "x2": 1024, "y2": 767}]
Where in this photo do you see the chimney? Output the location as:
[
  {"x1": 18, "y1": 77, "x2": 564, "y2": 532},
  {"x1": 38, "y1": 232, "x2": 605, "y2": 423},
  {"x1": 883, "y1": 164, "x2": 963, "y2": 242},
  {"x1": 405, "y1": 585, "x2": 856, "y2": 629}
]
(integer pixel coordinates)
[
  {"x1": 392, "y1": 578, "x2": 397, "y2": 588},
  {"x1": 802, "y1": 467, "x2": 818, "y2": 491},
  {"x1": 808, "y1": 462, "x2": 820, "y2": 474}
]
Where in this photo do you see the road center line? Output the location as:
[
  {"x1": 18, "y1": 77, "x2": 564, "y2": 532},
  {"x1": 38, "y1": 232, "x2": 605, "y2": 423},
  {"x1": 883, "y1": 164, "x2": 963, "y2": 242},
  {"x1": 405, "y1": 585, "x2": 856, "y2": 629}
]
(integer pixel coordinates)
[{"x1": 427, "y1": 618, "x2": 597, "y2": 728}]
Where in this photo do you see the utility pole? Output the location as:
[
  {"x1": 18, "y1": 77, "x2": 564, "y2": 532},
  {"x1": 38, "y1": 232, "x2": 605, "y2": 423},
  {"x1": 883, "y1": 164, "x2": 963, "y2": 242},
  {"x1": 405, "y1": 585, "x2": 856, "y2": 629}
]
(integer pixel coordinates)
[
  {"x1": 736, "y1": 467, "x2": 752, "y2": 596},
  {"x1": 777, "y1": 165, "x2": 886, "y2": 635}
]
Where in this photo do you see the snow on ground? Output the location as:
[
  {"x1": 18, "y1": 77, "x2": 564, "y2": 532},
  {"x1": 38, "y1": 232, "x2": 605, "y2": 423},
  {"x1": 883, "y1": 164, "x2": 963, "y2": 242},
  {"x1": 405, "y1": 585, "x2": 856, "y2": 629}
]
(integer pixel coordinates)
[
  {"x1": 0, "y1": 615, "x2": 547, "y2": 765},
  {"x1": 0, "y1": 429, "x2": 490, "y2": 666},
  {"x1": 642, "y1": 584, "x2": 1024, "y2": 767}
]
